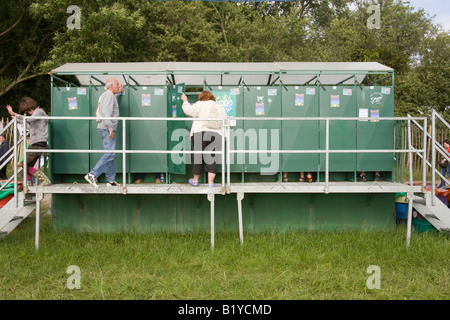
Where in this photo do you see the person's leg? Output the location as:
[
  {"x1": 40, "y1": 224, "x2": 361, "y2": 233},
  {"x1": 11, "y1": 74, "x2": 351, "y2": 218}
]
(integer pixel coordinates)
[
  {"x1": 26, "y1": 150, "x2": 51, "y2": 186},
  {"x1": 438, "y1": 167, "x2": 446, "y2": 188},
  {"x1": 443, "y1": 166, "x2": 450, "y2": 188},
  {"x1": 191, "y1": 132, "x2": 204, "y2": 182},
  {"x1": 103, "y1": 132, "x2": 117, "y2": 182},
  {"x1": 0, "y1": 162, "x2": 7, "y2": 179},
  {"x1": 357, "y1": 171, "x2": 367, "y2": 181},
  {"x1": 26, "y1": 154, "x2": 39, "y2": 181},
  {"x1": 203, "y1": 132, "x2": 220, "y2": 186},
  {"x1": 299, "y1": 172, "x2": 305, "y2": 182},
  {"x1": 90, "y1": 129, "x2": 116, "y2": 182},
  {"x1": 207, "y1": 172, "x2": 216, "y2": 185}
]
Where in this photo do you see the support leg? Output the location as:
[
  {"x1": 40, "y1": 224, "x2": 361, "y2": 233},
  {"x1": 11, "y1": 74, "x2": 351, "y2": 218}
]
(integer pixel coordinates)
[
  {"x1": 208, "y1": 193, "x2": 215, "y2": 250},
  {"x1": 35, "y1": 193, "x2": 43, "y2": 251},
  {"x1": 406, "y1": 192, "x2": 414, "y2": 248},
  {"x1": 237, "y1": 192, "x2": 244, "y2": 245}
]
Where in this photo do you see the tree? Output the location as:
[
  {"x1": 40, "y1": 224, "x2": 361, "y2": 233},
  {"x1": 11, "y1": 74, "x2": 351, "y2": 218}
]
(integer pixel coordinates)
[
  {"x1": 0, "y1": 0, "x2": 62, "y2": 98},
  {"x1": 0, "y1": 0, "x2": 447, "y2": 120},
  {"x1": 415, "y1": 32, "x2": 450, "y2": 121}
]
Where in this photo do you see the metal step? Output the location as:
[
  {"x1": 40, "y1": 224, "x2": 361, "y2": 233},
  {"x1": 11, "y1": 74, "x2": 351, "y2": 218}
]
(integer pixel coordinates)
[
  {"x1": 0, "y1": 193, "x2": 36, "y2": 237},
  {"x1": 413, "y1": 191, "x2": 450, "y2": 232}
]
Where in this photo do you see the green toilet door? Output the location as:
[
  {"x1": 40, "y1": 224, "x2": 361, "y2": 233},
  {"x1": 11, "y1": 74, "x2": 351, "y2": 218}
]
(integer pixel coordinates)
[
  {"x1": 51, "y1": 86, "x2": 90, "y2": 174},
  {"x1": 129, "y1": 86, "x2": 167, "y2": 174},
  {"x1": 243, "y1": 86, "x2": 281, "y2": 174},
  {"x1": 319, "y1": 85, "x2": 357, "y2": 172},
  {"x1": 167, "y1": 83, "x2": 186, "y2": 175},
  {"x1": 356, "y1": 86, "x2": 394, "y2": 172},
  {"x1": 281, "y1": 85, "x2": 319, "y2": 173}
]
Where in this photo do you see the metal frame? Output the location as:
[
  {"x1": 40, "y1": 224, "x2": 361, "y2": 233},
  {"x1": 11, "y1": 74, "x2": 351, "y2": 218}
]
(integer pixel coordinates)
[
  {"x1": 17, "y1": 62, "x2": 424, "y2": 249},
  {"x1": 18, "y1": 114, "x2": 428, "y2": 250}
]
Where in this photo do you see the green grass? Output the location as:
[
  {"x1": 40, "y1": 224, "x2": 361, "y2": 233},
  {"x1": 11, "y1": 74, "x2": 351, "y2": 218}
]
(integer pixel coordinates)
[{"x1": 1, "y1": 209, "x2": 449, "y2": 300}]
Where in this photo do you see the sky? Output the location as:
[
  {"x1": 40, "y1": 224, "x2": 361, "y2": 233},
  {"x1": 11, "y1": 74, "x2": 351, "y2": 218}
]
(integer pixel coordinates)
[{"x1": 406, "y1": 0, "x2": 450, "y2": 31}]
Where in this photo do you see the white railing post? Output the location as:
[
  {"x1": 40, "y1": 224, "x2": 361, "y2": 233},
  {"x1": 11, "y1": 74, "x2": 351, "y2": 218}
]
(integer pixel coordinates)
[
  {"x1": 431, "y1": 110, "x2": 436, "y2": 206},
  {"x1": 407, "y1": 118, "x2": 413, "y2": 187},
  {"x1": 422, "y1": 117, "x2": 427, "y2": 190},
  {"x1": 13, "y1": 118, "x2": 18, "y2": 208},
  {"x1": 221, "y1": 118, "x2": 226, "y2": 194},
  {"x1": 325, "y1": 118, "x2": 329, "y2": 193},
  {"x1": 122, "y1": 119, "x2": 126, "y2": 191},
  {"x1": 23, "y1": 116, "x2": 27, "y2": 194},
  {"x1": 227, "y1": 119, "x2": 231, "y2": 193}
]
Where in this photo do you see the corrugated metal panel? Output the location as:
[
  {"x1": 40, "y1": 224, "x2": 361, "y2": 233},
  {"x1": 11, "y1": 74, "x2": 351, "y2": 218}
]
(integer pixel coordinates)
[{"x1": 52, "y1": 193, "x2": 395, "y2": 233}]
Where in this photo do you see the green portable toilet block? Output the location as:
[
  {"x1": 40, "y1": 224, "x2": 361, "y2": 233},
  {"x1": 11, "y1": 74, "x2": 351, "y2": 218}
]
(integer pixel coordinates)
[{"x1": 50, "y1": 62, "x2": 397, "y2": 233}]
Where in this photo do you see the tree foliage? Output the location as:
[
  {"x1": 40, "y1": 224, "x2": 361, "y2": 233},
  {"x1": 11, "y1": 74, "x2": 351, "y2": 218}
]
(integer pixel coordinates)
[{"x1": 0, "y1": 0, "x2": 448, "y2": 121}]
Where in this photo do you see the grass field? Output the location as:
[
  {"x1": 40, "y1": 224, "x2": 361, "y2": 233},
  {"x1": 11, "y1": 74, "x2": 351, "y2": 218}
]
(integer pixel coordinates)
[{"x1": 1, "y1": 201, "x2": 449, "y2": 301}]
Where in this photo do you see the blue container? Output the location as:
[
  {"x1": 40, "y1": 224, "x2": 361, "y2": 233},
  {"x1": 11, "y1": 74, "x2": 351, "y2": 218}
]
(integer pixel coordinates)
[{"x1": 395, "y1": 202, "x2": 408, "y2": 220}]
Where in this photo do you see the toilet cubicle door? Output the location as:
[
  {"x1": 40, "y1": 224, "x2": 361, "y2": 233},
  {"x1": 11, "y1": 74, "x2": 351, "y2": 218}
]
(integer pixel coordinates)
[
  {"x1": 167, "y1": 83, "x2": 186, "y2": 175},
  {"x1": 51, "y1": 86, "x2": 90, "y2": 174},
  {"x1": 319, "y1": 85, "x2": 357, "y2": 172},
  {"x1": 356, "y1": 86, "x2": 394, "y2": 172},
  {"x1": 243, "y1": 86, "x2": 281, "y2": 173},
  {"x1": 211, "y1": 86, "x2": 243, "y2": 173},
  {"x1": 128, "y1": 86, "x2": 167, "y2": 174},
  {"x1": 281, "y1": 86, "x2": 319, "y2": 173}
]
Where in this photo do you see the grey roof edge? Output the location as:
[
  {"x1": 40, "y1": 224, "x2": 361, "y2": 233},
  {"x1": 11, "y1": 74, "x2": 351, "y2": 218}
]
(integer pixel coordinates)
[{"x1": 51, "y1": 61, "x2": 393, "y2": 75}]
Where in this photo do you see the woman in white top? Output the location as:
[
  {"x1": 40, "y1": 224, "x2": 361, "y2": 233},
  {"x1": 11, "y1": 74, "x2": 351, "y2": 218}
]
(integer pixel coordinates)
[{"x1": 181, "y1": 91, "x2": 227, "y2": 187}]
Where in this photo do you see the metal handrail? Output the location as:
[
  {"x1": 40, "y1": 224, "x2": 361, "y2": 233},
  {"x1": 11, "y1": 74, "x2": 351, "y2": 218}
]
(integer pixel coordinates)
[
  {"x1": 21, "y1": 115, "x2": 228, "y2": 193},
  {"x1": 227, "y1": 116, "x2": 426, "y2": 193},
  {"x1": 430, "y1": 110, "x2": 450, "y2": 206},
  {"x1": 0, "y1": 117, "x2": 22, "y2": 207},
  {"x1": 19, "y1": 115, "x2": 427, "y2": 196}
]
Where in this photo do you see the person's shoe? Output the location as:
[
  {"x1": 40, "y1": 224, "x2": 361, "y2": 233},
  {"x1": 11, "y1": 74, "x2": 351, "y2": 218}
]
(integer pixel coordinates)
[
  {"x1": 357, "y1": 174, "x2": 367, "y2": 182},
  {"x1": 106, "y1": 181, "x2": 120, "y2": 187},
  {"x1": 208, "y1": 184, "x2": 218, "y2": 187},
  {"x1": 33, "y1": 169, "x2": 51, "y2": 186},
  {"x1": 84, "y1": 173, "x2": 98, "y2": 188},
  {"x1": 374, "y1": 174, "x2": 384, "y2": 182},
  {"x1": 188, "y1": 178, "x2": 199, "y2": 187}
]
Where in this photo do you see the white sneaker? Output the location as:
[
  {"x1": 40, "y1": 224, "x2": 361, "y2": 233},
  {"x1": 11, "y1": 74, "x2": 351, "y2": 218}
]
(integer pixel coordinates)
[
  {"x1": 106, "y1": 181, "x2": 120, "y2": 187},
  {"x1": 84, "y1": 173, "x2": 98, "y2": 188}
]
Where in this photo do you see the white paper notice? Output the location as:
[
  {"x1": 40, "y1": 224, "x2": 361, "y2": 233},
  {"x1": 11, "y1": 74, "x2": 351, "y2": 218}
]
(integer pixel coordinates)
[{"x1": 359, "y1": 108, "x2": 369, "y2": 121}]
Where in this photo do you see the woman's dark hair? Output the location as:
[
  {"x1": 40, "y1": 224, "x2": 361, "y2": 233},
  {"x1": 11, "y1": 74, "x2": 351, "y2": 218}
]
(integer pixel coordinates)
[
  {"x1": 198, "y1": 91, "x2": 216, "y2": 102},
  {"x1": 444, "y1": 139, "x2": 450, "y2": 145},
  {"x1": 19, "y1": 97, "x2": 38, "y2": 113}
]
